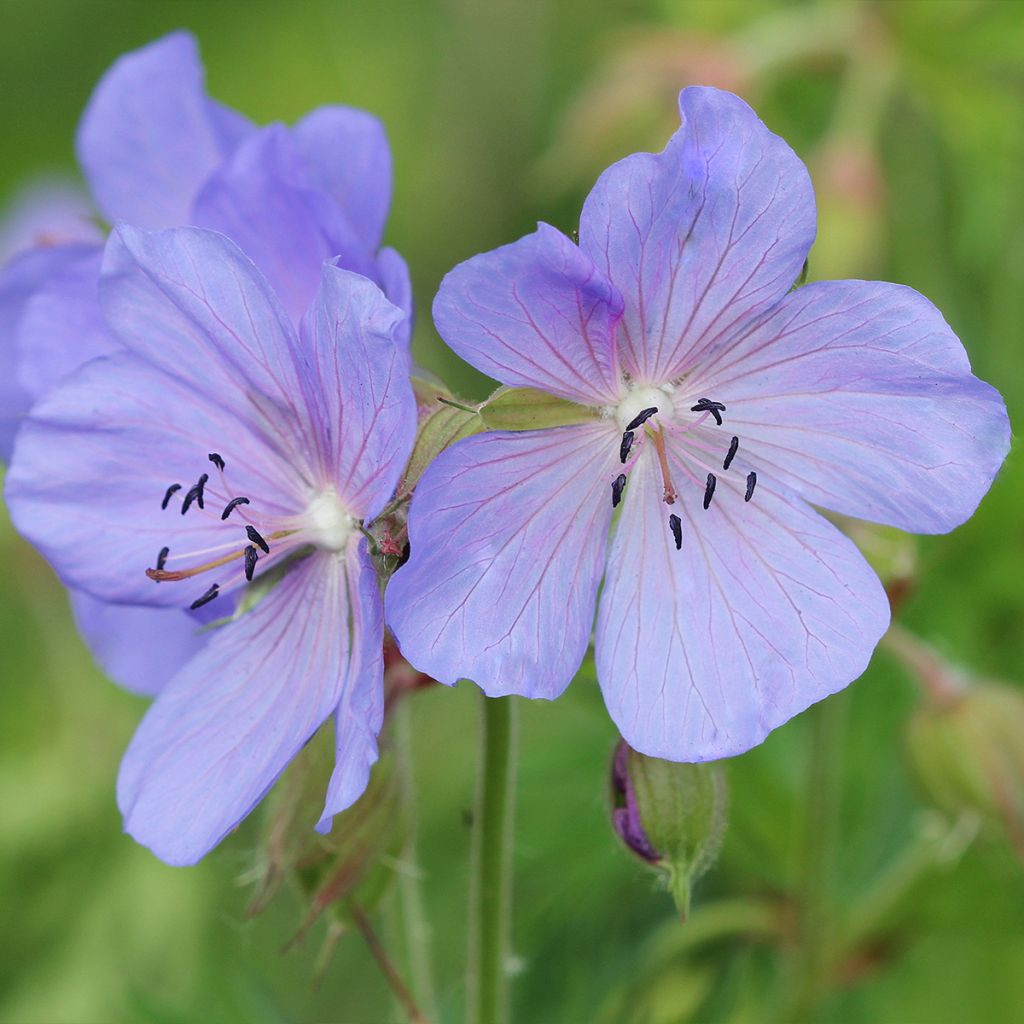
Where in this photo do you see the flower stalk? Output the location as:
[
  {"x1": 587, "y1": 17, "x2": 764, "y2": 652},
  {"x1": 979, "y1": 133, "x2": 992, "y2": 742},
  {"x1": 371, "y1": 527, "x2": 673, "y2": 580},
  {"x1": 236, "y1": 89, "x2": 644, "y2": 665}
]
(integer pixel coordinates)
[{"x1": 467, "y1": 694, "x2": 518, "y2": 1024}]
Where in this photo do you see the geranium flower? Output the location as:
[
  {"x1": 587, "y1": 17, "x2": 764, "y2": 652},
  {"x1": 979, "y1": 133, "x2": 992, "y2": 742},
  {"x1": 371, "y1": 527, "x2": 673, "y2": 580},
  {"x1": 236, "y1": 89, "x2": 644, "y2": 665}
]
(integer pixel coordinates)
[
  {"x1": 6, "y1": 225, "x2": 415, "y2": 863},
  {"x1": 386, "y1": 87, "x2": 1010, "y2": 761},
  {"x1": 0, "y1": 30, "x2": 410, "y2": 695}
]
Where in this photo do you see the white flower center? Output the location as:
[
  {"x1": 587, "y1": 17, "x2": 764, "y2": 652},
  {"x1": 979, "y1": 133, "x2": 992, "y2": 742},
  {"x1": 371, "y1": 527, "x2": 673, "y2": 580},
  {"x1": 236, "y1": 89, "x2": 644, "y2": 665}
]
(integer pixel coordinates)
[
  {"x1": 304, "y1": 490, "x2": 356, "y2": 552},
  {"x1": 614, "y1": 385, "x2": 675, "y2": 432}
]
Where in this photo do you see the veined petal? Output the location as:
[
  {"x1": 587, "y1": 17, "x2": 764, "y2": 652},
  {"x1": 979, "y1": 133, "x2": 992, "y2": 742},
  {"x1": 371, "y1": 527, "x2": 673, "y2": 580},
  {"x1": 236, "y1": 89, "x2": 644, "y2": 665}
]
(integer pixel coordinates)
[
  {"x1": 16, "y1": 245, "x2": 116, "y2": 398},
  {"x1": 293, "y1": 106, "x2": 393, "y2": 253},
  {"x1": 192, "y1": 125, "x2": 375, "y2": 324},
  {"x1": 117, "y1": 552, "x2": 368, "y2": 866},
  {"x1": 0, "y1": 243, "x2": 100, "y2": 459},
  {"x1": 579, "y1": 87, "x2": 814, "y2": 384},
  {"x1": 377, "y1": 246, "x2": 414, "y2": 357},
  {"x1": 595, "y1": 454, "x2": 889, "y2": 761},
  {"x1": 100, "y1": 225, "x2": 313, "y2": 494},
  {"x1": 317, "y1": 542, "x2": 385, "y2": 831},
  {"x1": 432, "y1": 223, "x2": 624, "y2": 405},
  {"x1": 76, "y1": 32, "x2": 252, "y2": 228},
  {"x1": 694, "y1": 281, "x2": 1011, "y2": 533},
  {"x1": 298, "y1": 264, "x2": 415, "y2": 518},
  {"x1": 5, "y1": 352, "x2": 292, "y2": 606},
  {"x1": 69, "y1": 590, "x2": 207, "y2": 696},
  {"x1": 386, "y1": 424, "x2": 620, "y2": 699}
]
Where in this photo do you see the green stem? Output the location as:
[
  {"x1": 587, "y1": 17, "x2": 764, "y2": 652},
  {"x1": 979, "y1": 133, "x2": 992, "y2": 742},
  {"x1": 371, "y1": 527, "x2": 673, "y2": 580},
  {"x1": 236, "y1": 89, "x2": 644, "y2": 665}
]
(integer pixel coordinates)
[
  {"x1": 786, "y1": 694, "x2": 847, "y2": 1022},
  {"x1": 467, "y1": 694, "x2": 518, "y2": 1024}
]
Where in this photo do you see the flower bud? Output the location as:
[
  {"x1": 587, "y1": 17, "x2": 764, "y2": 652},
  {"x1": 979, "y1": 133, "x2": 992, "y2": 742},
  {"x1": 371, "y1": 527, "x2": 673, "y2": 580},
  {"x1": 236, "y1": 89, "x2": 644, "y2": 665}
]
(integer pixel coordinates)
[
  {"x1": 611, "y1": 740, "x2": 728, "y2": 920},
  {"x1": 906, "y1": 682, "x2": 1024, "y2": 858}
]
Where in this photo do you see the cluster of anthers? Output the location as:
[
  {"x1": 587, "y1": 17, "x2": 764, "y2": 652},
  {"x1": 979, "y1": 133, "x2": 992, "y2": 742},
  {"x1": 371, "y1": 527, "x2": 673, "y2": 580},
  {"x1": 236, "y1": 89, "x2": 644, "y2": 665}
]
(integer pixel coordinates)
[
  {"x1": 146, "y1": 453, "x2": 287, "y2": 611},
  {"x1": 609, "y1": 387, "x2": 758, "y2": 550}
]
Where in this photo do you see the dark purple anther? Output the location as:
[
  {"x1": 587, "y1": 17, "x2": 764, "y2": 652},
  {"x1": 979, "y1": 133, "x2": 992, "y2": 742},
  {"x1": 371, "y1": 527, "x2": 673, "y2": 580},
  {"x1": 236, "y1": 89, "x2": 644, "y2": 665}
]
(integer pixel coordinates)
[
  {"x1": 745, "y1": 471, "x2": 757, "y2": 502},
  {"x1": 161, "y1": 483, "x2": 181, "y2": 510},
  {"x1": 690, "y1": 398, "x2": 726, "y2": 426},
  {"x1": 244, "y1": 544, "x2": 258, "y2": 581},
  {"x1": 189, "y1": 583, "x2": 220, "y2": 610},
  {"x1": 156, "y1": 546, "x2": 169, "y2": 572},
  {"x1": 221, "y1": 496, "x2": 251, "y2": 520},
  {"x1": 620, "y1": 430, "x2": 635, "y2": 464},
  {"x1": 246, "y1": 524, "x2": 270, "y2": 554},
  {"x1": 703, "y1": 473, "x2": 717, "y2": 510},
  {"x1": 723, "y1": 436, "x2": 739, "y2": 470},
  {"x1": 625, "y1": 406, "x2": 658, "y2": 432},
  {"x1": 669, "y1": 514, "x2": 682, "y2": 550},
  {"x1": 208, "y1": 452, "x2": 226, "y2": 471},
  {"x1": 612, "y1": 473, "x2": 627, "y2": 508},
  {"x1": 181, "y1": 473, "x2": 209, "y2": 515}
]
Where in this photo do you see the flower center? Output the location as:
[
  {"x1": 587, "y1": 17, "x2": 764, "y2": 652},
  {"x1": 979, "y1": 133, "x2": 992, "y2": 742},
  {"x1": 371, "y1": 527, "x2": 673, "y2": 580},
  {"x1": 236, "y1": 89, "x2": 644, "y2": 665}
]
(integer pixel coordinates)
[
  {"x1": 614, "y1": 386, "x2": 675, "y2": 433},
  {"x1": 303, "y1": 490, "x2": 356, "y2": 552},
  {"x1": 145, "y1": 453, "x2": 355, "y2": 611}
]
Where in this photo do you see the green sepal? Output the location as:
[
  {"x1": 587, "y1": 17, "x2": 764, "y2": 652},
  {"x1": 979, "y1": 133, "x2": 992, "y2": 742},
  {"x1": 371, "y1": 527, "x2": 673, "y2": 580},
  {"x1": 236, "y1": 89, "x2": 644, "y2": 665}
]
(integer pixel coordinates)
[
  {"x1": 478, "y1": 386, "x2": 598, "y2": 431},
  {"x1": 399, "y1": 400, "x2": 484, "y2": 493},
  {"x1": 627, "y1": 749, "x2": 728, "y2": 921}
]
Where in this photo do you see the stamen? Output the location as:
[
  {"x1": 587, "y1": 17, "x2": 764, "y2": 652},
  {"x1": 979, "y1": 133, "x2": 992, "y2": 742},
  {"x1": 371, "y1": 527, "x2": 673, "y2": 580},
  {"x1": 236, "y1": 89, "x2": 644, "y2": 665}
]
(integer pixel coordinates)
[
  {"x1": 690, "y1": 398, "x2": 726, "y2": 426},
  {"x1": 648, "y1": 428, "x2": 677, "y2": 505},
  {"x1": 246, "y1": 524, "x2": 270, "y2": 554},
  {"x1": 611, "y1": 473, "x2": 627, "y2": 508},
  {"x1": 619, "y1": 430, "x2": 635, "y2": 464},
  {"x1": 161, "y1": 483, "x2": 181, "y2": 510},
  {"x1": 669, "y1": 514, "x2": 682, "y2": 550},
  {"x1": 181, "y1": 473, "x2": 209, "y2": 515},
  {"x1": 146, "y1": 545, "x2": 247, "y2": 582},
  {"x1": 244, "y1": 544, "x2": 258, "y2": 582},
  {"x1": 156, "y1": 546, "x2": 169, "y2": 572},
  {"x1": 221, "y1": 496, "x2": 251, "y2": 520},
  {"x1": 208, "y1": 452, "x2": 226, "y2": 471},
  {"x1": 703, "y1": 473, "x2": 717, "y2": 510},
  {"x1": 625, "y1": 407, "x2": 658, "y2": 432},
  {"x1": 189, "y1": 583, "x2": 220, "y2": 610},
  {"x1": 723, "y1": 436, "x2": 739, "y2": 470},
  {"x1": 745, "y1": 471, "x2": 757, "y2": 502}
]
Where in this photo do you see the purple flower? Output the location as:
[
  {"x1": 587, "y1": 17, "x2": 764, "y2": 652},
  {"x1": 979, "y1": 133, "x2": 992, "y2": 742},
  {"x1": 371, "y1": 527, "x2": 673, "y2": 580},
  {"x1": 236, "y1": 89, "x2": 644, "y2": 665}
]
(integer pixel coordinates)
[
  {"x1": 386, "y1": 88, "x2": 1010, "y2": 761},
  {"x1": 5, "y1": 225, "x2": 415, "y2": 863},
  {"x1": 0, "y1": 30, "x2": 410, "y2": 695}
]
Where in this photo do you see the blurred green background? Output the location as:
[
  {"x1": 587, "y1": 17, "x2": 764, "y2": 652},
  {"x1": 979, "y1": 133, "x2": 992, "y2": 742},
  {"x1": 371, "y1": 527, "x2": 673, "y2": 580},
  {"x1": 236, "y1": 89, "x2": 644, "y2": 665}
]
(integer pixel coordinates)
[{"x1": 1, "y1": 1, "x2": 1022, "y2": 1022}]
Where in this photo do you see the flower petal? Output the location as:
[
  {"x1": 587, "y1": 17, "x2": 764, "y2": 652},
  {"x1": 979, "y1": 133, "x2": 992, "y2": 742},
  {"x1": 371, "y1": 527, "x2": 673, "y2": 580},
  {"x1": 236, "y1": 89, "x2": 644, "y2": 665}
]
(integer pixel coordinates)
[
  {"x1": 317, "y1": 542, "x2": 385, "y2": 831},
  {"x1": 432, "y1": 223, "x2": 624, "y2": 405},
  {"x1": 377, "y1": 245, "x2": 414, "y2": 357},
  {"x1": 298, "y1": 264, "x2": 415, "y2": 517},
  {"x1": 192, "y1": 125, "x2": 376, "y2": 324},
  {"x1": 0, "y1": 176, "x2": 100, "y2": 264},
  {"x1": 293, "y1": 106, "x2": 393, "y2": 252},
  {"x1": 16, "y1": 245, "x2": 117, "y2": 398},
  {"x1": 0, "y1": 243, "x2": 99, "y2": 459},
  {"x1": 69, "y1": 590, "x2": 207, "y2": 696},
  {"x1": 5, "y1": 351, "x2": 291, "y2": 606},
  {"x1": 75, "y1": 32, "x2": 252, "y2": 228},
  {"x1": 100, "y1": 225, "x2": 314, "y2": 493},
  {"x1": 595, "y1": 453, "x2": 890, "y2": 761},
  {"x1": 386, "y1": 424, "x2": 620, "y2": 698},
  {"x1": 693, "y1": 280, "x2": 1011, "y2": 534},
  {"x1": 117, "y1": 551, "x2": 374, "y2": 865},
  {"x1": 579, "y1": 87, "x2": 815, "y2": 384}
]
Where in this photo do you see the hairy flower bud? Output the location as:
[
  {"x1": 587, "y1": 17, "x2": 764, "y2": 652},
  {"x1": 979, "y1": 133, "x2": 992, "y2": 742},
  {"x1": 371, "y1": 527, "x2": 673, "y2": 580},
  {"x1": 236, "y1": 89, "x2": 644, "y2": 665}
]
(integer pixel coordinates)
[
  {"x1": 906, "y1": 682, "x2": 1024, "y2": 859},
  {"x1": 611, "y1": 740, "x2": 728, "y2": 920}
]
